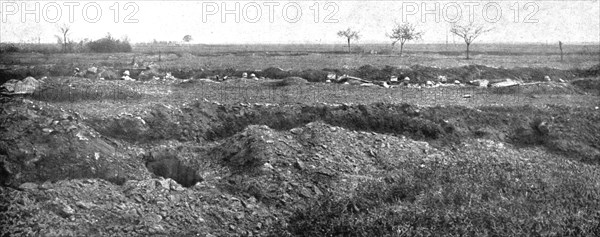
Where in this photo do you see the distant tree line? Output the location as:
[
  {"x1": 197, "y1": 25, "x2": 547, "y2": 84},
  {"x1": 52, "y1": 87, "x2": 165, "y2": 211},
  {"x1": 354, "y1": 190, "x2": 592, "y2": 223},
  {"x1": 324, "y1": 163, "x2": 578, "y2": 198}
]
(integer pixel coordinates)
[{"x1": 339, "y1": 21, "x2": 494, "y2": 59}]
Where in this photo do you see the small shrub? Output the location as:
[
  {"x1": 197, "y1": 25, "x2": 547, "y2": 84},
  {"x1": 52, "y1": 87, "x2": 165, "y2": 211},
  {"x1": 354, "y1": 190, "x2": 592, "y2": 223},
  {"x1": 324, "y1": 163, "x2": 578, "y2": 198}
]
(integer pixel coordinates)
[
  {"x1": 0, "y1": 43, "x2": 19, "y2": 53},
  {"x1": 86, "y1": 35, "x2": 132, "y2": 53}
]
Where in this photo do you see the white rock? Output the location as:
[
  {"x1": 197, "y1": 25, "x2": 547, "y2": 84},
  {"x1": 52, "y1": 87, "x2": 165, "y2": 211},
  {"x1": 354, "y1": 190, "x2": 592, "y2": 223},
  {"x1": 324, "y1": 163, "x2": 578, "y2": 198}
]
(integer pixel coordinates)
[
  {"x1": 438, "y1": 75, "x2": 447, "y2": 83},
  {"x1": 87, "y1": 67, "x2": 98, "y2": 74}
]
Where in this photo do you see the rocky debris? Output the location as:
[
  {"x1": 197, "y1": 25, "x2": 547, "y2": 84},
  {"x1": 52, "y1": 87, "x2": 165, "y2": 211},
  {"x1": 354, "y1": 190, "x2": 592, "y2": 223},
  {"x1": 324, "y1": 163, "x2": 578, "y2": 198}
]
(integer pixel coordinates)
[
  {"x1": 164, "y1": 72, "x2": 176, "y2": 80},
  {"x1": 469, "y1": 79, "x2": 489, "y2": 87},
  {"x1": 138, "y1": 66, "x2": 163, "y2": 81},
  {"x1": 87, "y1": 67, "x2": 98, "y2": 74},
  {"x1": 0, "y1": 76, "x2": 40, "y2": 95},
  {"x1": 438, "y1": 75, "x2": 448, "y2": 83},
  {"x1": 331, "y1": 75, "x2": 394, "y2": 88},
  {"x1": 0, "y1": 79, "x2": 19, "y2": 94},
  {"x1": 212, "y1": 125, "x2": 281, "y2": 171},
  {"x1": 489, "y1": 78, "x2": 521, "y2": 88},
  {"x1": 121, "y1": 70, "x2": 134, "y2": 81}
]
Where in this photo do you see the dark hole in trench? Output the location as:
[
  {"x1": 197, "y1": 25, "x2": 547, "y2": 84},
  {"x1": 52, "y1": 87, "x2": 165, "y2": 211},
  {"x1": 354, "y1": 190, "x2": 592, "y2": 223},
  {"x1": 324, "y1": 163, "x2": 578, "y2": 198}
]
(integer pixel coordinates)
[
  {"x1": 145, "y1": 159, "x2": 203, "y2": 188},
  {"x1": 0, "y1": 161, "x2": 10, "y2": 186}
]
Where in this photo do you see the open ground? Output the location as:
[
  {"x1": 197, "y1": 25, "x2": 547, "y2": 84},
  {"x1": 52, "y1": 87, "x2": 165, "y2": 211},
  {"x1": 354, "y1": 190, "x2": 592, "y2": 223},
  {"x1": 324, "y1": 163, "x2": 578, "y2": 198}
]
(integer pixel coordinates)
[{"x1": 1, "y1": 43, "x2": 600, "y2": 236}]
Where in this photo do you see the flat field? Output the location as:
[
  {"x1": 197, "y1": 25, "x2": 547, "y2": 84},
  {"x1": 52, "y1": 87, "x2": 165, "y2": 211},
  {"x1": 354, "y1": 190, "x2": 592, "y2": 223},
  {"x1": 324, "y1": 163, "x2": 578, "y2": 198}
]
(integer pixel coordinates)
[{"x1": 2, "y1": 43, "x2": 599, "y2": 70}]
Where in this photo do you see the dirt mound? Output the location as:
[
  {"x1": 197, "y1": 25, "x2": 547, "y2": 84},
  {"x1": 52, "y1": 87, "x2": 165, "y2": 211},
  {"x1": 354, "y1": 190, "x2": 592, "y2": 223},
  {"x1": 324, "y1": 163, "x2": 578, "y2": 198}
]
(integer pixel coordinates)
[
  {"x1": 0, "y1": 98, "x2": 151, "y2": 187},
  {"x1": 212, "y1": 125, "x2": 281, "y2": 171},
  {"x1": 270, "y1": 77, "x2": 309, "y2": 87}
]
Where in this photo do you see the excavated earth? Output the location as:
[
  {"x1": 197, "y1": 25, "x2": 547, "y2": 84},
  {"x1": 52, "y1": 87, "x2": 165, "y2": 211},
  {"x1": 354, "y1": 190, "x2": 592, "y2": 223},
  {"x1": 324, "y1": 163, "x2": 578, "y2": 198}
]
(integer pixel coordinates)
[{"x1": 1, "y1": 94, "x2": 600, "y2": 236}]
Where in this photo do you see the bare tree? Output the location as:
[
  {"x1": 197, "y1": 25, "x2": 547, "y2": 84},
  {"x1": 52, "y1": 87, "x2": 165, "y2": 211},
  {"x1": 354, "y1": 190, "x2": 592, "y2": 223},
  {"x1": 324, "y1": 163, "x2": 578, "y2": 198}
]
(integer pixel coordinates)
[
  {"x1": 337, "y1": 28, "x2": 360, "y2": 52},
  {"x1": 387, "y1": 22, "x2": 423, "y2": 56},
  {"x1": 57, "y1": 24, "x2": 71, "y2": 52},
  {"x1": 450, "y1": 22, "x2": 492, "y2": 59},
  {"x1": 183, "y1": 35, "x2": 193, "y2": 43}
]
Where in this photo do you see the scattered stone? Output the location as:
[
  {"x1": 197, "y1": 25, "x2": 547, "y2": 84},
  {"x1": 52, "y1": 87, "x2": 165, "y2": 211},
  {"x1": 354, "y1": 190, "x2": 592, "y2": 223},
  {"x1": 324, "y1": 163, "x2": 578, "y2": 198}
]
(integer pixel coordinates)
[
  {"x1": 490, "y1": 78, "x2": 520, "y2": 88},
  {"x1": 61, "y1": 205, "x2": 75, "y2": 216},
  {"x1": 263, "y1": 163, "x2": 274, "y2": 170},
  {"x1": 76, "y1": 201, "x2": 95, "y2": 209},
  {"x1": 470, "y1": 79, "x2": 489, "y2": 87},
  {"x1": 290, "y1": 127, "x2": 303, "y2": 134},
  {"x1": 298, "y1": 187, "x2": 312, "y2": 198},
  {"x1": 169, "y1": 179, "x2": 185, "y2": 191},
  {"x1": 165, "y1": 72, "x2": 176, "y2": 80},
  {"x1": 294, "y1": 159, "x2": 305, "y2": 170},
  {"x1": 87, "y1": 67, "x2": 98, "y2": 74},
  {"x1": 438, "y1": 75, "x2": 447, "y2": 83},
  {"x1": 9, "y1": 76, "x2": 40, "y2": 94},
  {"x1": 19, "y1": 182, "x2": 39, "y2": 190},
  {"x1": 157, "y1": 178, "x2": 171, "y2": 190}
]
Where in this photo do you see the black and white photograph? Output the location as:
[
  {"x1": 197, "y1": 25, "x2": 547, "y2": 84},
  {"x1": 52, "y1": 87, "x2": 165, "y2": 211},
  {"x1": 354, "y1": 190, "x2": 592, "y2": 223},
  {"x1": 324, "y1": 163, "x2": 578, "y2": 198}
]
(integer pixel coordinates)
[{"x1": 1, "y1": 0, "x2": 600, "y2": 236}]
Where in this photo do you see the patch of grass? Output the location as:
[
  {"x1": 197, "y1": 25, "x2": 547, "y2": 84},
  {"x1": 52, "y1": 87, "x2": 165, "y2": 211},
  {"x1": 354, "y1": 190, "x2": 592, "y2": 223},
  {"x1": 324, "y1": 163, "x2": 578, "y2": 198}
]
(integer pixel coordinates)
[{"x1": 282, "y1": 154, "x2": 600, "y2": 236}]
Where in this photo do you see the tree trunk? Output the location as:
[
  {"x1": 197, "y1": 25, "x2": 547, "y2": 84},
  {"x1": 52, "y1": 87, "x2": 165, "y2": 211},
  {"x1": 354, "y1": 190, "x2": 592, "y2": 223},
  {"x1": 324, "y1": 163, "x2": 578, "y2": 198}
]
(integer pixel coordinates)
[
  {"x1": 559, "y1": 41, "x2": 563, "y2": 61},
  {"x1": 400, "y1": 43, "x2": 404, "y2": 57},
  {"x1": 63, "y1": 33, "x2": 67, "y2": 52},
  {"x1": 466, "y1": 43, "x2": 470, "y2": 60},
  {"x1": 347, "y1": 38, "x2": 351, "y2": 52}
]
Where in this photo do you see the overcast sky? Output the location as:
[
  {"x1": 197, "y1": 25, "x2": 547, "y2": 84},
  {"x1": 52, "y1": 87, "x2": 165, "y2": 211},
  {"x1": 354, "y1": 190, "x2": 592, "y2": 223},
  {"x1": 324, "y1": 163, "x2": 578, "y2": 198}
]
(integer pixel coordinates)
[{"x1": 1, "y1": 1, "x2": 599, "y2": 44}]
